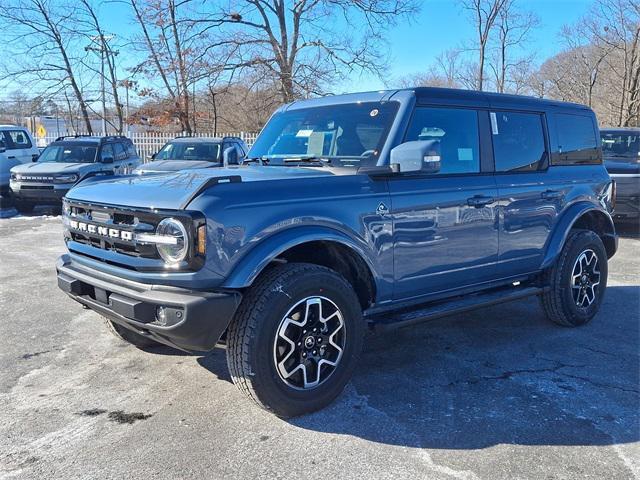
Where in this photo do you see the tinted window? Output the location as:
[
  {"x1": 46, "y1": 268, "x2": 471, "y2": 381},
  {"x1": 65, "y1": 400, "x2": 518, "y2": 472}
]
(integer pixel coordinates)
[
  {"x1": 101, "y1": 144, "x2": 114, "y2": 161},
  {"x1": 113, "y1": 142, "x2": 128, "y2": 161},
  {"x1": 601, "y1": 131, "x2": 640, "y2": 161},
  {"x1": 38, "y1": 144, "x2": 97, "y2": 163},
  {"x1": 404, "y1": 107, "x2": 480, "y2": 174},
  {"x1": 4, "y1": 130, "x2": 32, "y2": 149},
  {"x1": 126, "y1": 141, "x2": 137, "y2": 157},
  {"x1": 491, "y1": 111, "x2": 546, "y2": 172},
  {"x1": 555, "y1": 114, "x2": 599, "y2": 165}
]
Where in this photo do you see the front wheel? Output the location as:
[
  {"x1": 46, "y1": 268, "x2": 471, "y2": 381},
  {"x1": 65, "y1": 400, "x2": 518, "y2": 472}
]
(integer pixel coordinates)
[
  {"x1": 540, "y1": 230, "x2": 608, "y2": 327},
  {"x1": 226, "y1": 263, "x2": 365, "y2": 417}
]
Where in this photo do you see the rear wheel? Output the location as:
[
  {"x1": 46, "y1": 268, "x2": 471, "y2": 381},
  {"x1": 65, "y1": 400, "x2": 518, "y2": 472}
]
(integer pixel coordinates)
[
  {"x1": 540, "y1": 230, "x2": 608, "y2": 327},
  {"x1": 226, "y1": 263, "x2": 365, "y2": 417},
  {"x1": 103, "y1": 318, "x2": 159, "y2": 348}
]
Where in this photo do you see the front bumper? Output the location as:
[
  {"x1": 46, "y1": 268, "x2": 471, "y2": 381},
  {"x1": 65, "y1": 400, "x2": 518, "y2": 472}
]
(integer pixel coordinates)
[
  {"x1": 10, "y1": 181, "x2": 70, "y2": 203},
  {"x1": 56, "y1": 254, "x2": 241, "y2": 352}
]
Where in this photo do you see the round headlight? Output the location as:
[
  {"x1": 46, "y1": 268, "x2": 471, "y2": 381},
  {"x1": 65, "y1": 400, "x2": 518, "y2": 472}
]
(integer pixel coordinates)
[{"x1": 156, "y1": 218, "x2": 189, "y2": 264}]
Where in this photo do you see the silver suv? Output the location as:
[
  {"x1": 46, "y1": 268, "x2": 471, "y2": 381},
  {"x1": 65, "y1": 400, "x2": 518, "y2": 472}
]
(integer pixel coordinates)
[{"x1": 10, "y1": 135, "x2": 141, "y2": 213}]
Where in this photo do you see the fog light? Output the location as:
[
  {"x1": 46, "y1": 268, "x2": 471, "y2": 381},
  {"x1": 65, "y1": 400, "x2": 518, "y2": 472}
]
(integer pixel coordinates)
[
  {"x1": 156, "y1": 306, "x2": 168, "y2": 326},
  {"x1": 155, "y1": 306, "x2": 184, "y2": 326}
]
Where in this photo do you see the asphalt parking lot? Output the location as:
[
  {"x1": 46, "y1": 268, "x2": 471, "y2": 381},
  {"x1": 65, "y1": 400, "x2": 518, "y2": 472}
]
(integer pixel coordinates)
[{"x1": 0, "y1": 209, "x2": 638, "y2": 480}]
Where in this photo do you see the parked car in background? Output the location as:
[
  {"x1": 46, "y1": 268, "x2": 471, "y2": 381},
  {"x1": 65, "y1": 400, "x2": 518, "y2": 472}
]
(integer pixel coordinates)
[
  {"x1": 57, "y1": 88, "x2": 616, "y2": 417},
  {"x1": 133, "y1": 136, "x2": 248, "y2": 175},
  {"x1": 10, "y1": 135, "x2": 141, "y2": 214},
  {"x1": 0, "y1": 126, "x2": 40, "y2": 207},
  {"x1": 601, "y1": 127, "x2": 639, "y2": 222}
]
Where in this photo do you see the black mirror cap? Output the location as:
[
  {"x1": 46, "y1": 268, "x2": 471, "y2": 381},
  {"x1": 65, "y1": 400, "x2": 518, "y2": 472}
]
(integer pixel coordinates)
[
  {"x1": 102, "y1": 156, "x2": 114, "y2": 164},
  {"x1": 390, "y1": 140, "x2": 441, "y2": 174},
  {"x1": 151, "y1": 152, "x2": 157, "y2": 160}
]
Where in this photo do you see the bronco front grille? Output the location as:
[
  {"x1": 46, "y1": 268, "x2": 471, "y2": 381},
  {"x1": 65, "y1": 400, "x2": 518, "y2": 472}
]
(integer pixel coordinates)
[{"x1": 63, "y1": 200, "x2": 162, "y2": 259}]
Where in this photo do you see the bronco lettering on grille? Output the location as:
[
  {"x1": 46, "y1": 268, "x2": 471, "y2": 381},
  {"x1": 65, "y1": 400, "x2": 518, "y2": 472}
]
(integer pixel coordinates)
[{"x1": 68, "y1": 219, "x2": 133, "y2": 241}]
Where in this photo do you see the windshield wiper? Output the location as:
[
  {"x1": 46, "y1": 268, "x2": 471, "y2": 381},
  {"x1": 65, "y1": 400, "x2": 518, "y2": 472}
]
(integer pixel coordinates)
[{"x1": 282, "y1": 156, "x2": 332, "y2": 166}]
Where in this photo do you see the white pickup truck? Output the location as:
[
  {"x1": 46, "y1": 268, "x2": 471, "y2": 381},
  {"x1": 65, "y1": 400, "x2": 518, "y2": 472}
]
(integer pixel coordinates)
[{"x1": 0, "y1": 126, "x2": 40, "y2": 207}]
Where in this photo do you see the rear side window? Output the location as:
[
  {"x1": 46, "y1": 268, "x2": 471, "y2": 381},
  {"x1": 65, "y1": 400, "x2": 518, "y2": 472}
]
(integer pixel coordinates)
[
  {"x1": 491, "y1": 112, "x2": 547, "y2": 172},
  {"x1": 4, "y1": 130, "x2": 32, "y2": 149},
  {"x1": 554, "y1": 114, "x2": 599, "y2": 165},
  {"x1": 404, "y1": 107, "x2": 480, "y2": 174},
  {"x1": 113, "y1": 143, "x2": 128, "y2": 160},
  {"x1": 126, "y1": 141, "x2": 137, "y2": 157}
]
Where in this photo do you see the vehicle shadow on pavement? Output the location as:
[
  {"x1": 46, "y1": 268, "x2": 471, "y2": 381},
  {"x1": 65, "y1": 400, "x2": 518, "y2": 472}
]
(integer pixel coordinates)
[{"x1": 289, "y1": 285, "x2": 639, "y2": 450}]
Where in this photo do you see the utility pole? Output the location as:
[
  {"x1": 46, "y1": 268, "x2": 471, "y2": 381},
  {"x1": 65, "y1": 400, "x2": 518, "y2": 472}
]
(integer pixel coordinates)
[{"x1": 85, "y1": 34, "x2": 116, "y2": 135}]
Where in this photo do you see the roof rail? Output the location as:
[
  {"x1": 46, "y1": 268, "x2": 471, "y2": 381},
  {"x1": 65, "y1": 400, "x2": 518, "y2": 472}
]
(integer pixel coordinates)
[{"x1": 54, "y1": 134, "x2": 95, "y2": 141}]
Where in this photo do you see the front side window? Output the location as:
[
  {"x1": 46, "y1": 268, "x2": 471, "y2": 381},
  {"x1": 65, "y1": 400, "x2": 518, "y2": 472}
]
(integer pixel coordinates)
[
  {"x1": 101, "y1": 144, "x2": 114, "y2": 161},
  {"x1": 249, "y1": 101, "x2": 399, "y2": 167},
  {"x1": 491, "y1": 111, "x2": 547, "y2": 172},
  {"x1": 404, "y1": 107, "x2": 480, "y2": 174},
  {"x1": 601, "y1": 131, "x2": 639, "y2": 162},
  {"x1": 4, "y1": 130, "x2": 32, "y2": 149},
  {"x1": 155, "y1": 142, "x2": 221, "y2": 161},
  {"x1": 38, "y1": 144, "x2": 97, "y2": 163},
  {"x1": 555, "y1": 114, "x2": 599, "y2": 165}
]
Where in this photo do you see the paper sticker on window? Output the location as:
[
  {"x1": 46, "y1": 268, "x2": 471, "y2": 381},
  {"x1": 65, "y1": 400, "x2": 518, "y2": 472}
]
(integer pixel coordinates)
[
  {"x1": 490, "y1": 112, "x2": 499, "y2": 135},
  {"x1": 458, "y1": 148, "x2": 473, "y2": 161},
  {"x1": 307, "y1": 132, "x2": 325, "y2": 156},
  {"x1": 296, "y1": 129, "x2": 313, "y2": 138}
]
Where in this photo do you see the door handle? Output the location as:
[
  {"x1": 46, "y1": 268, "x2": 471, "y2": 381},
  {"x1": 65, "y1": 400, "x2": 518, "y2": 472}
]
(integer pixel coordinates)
[
  {"x1": 467, "y1": 195, "x2": 494, "y2": 208},
  {"x1": 541, "y1": 189, "x2": 563, "y2": 200},
  {"x1": 8, "y1": 156, "x2": 15, "y2": 159}
]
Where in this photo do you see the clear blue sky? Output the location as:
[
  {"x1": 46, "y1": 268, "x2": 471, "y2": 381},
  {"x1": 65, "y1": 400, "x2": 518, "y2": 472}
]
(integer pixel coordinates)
[{"x1": 340, "y1": 0, "x2": 592, "y2": 92}]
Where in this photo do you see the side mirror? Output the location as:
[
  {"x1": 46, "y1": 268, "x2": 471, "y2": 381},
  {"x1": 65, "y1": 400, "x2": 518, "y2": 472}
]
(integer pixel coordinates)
[
  {"x1": 102, "y1": 156, "x2": 114, "y2": 164},
  {"x1": 151, "y1": 152, "x2": 157, "y2": 160},
  {"x1": 32, "y1": 154, "x2": 39, "y2": 162},
  {"x1": 390, "y1": 140, "x2": 441, "y2": 174},
  {"x1": 223, "y1": 147, "x2": 239, "y2": 166}
]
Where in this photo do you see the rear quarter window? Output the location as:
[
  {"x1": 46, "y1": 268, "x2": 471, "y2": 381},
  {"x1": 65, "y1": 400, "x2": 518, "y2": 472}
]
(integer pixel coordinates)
[{"x1": 553, "y1": 113, "x2": 600, "y2": 165}]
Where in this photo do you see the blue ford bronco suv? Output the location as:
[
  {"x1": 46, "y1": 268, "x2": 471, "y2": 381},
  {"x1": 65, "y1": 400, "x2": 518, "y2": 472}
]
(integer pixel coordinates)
[{"x1": 56, "y1": 88, "x2": 617, "y2": 417}]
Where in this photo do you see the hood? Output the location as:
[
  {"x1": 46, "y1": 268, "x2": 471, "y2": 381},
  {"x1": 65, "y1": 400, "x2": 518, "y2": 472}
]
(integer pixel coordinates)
[
  {"x1": 11, "y1": 162, "x2": 97, "y2": 175},
  {"x1": 605, "y1": 157, "x2": 640, "y2": 175},
  {"x1": 135, "y1": 160, "x2": 218, "y2": 174},
  {"x1": 65, "y1": 165, "x2": 336, "y2": 210}
]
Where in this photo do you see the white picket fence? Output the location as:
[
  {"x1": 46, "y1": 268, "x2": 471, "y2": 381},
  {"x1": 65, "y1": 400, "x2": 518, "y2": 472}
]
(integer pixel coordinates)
[{"x1": 40, "y1": 131, "x2": 259, "y2": 161}]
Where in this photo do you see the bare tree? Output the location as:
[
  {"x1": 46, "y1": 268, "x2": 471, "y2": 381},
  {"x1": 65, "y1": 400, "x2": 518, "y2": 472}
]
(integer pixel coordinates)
[
  {"x1": 129, "y1": 0, "x2": 207, "y2": 133},
  {"x1": 203, "y1": 0, "x2": 417, "y2": 103},
  {"x1": 0, "y1": 0, "x2": 93, "y2": 133},
  {"x1": 460, "y1": 0, "x2": 508, "y2": 91},
  {"x1": 488, "y1": 0, "x2": 538, "y2": 93}
]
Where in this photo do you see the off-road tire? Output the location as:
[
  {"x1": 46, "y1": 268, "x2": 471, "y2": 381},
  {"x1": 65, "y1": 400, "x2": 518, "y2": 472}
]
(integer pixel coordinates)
[
  {"x1": 540, "y1": 230, "x2": 608, "y2": 327},
  {"x1": 104, "y1": 318, "x2": 159, "y2": 348},
  {"x1": 226, "y1": 263, "x2": 365, "y2": 418}
]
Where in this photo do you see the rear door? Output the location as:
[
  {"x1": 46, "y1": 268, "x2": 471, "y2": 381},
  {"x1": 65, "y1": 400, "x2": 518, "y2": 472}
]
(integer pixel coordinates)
[
  {"x1": 389, "y1": 105, "x2": 499, "y2": 301},
  {"x1": 491, "y1": 110, "x2": 562, "y2": 277}
]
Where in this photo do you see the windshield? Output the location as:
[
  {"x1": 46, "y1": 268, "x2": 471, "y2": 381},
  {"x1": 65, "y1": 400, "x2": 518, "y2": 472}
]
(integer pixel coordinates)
[
  {"x1": 155, "y1": 142, "x2": 221, "y2": 161},
  {"x1": 38, "y1": 144, "x2": 97, "y2": 163},
  {"x1": 601, "y1": 132, "x2": 640, "y2": 161},
  {"x1": 249, "y1": 101, "x2": 399, "y2": 167}
]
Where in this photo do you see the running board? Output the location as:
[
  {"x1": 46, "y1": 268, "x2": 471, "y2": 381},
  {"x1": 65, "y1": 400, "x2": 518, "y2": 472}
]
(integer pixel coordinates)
[{"x1": 369, "y1": 286, "x2": 545, "y2": 331}]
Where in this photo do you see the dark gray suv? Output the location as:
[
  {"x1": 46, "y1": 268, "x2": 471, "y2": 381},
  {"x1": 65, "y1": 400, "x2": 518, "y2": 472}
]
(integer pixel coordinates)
[{"x1": 134, "y1": 136, "x2": 248, "y2": 175}]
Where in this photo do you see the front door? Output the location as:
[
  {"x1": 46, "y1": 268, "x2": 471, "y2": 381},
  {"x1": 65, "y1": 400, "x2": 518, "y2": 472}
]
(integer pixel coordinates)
[{"x1": 389, "y1": 106, "x2": 499, "y2": 301}]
